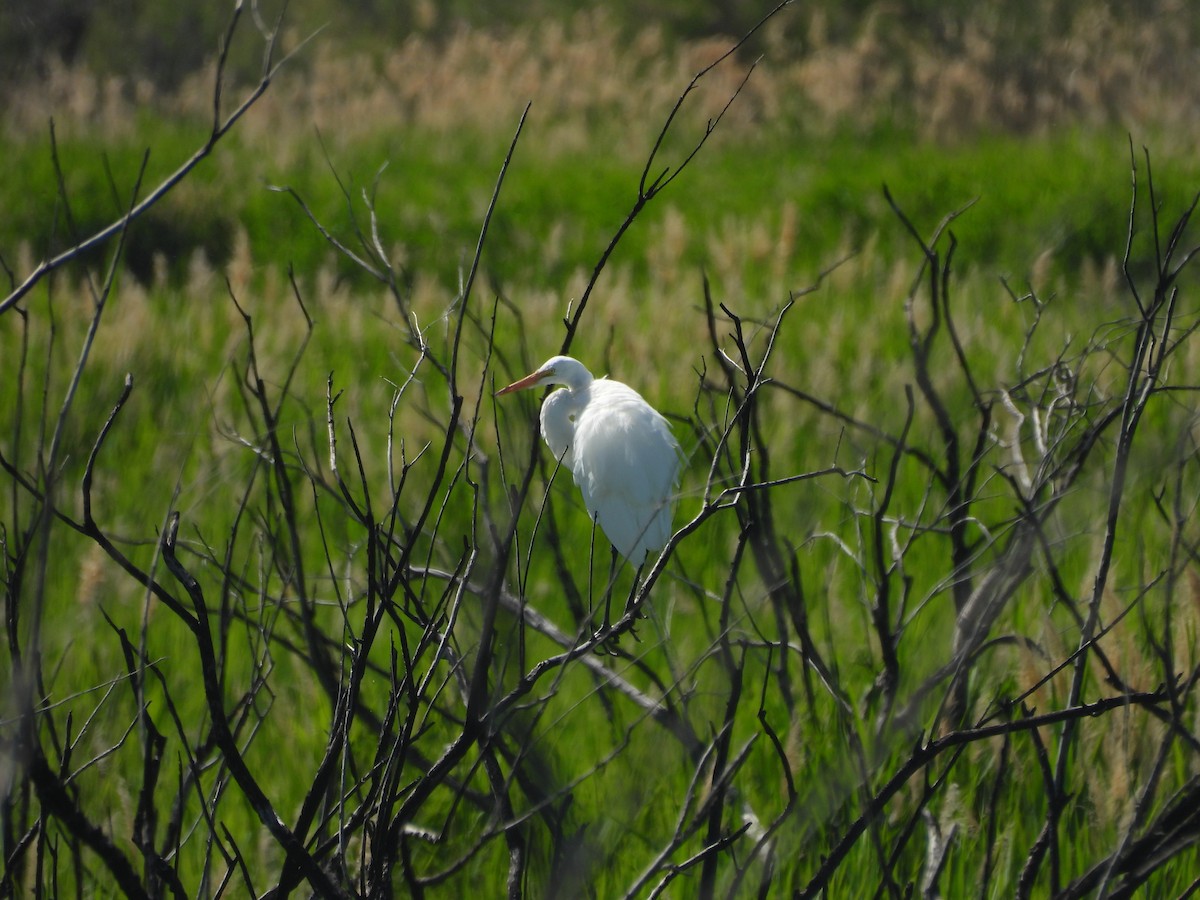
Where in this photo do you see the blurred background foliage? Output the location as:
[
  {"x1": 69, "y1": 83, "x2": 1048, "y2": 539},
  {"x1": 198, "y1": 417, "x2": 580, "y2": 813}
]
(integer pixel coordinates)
[
  {"x1": 4, "y1": 0, "x2": 1199, "y2": 314},
  {"x1": 4, "y1": 0, "x2": 1197, "y2": 92}
]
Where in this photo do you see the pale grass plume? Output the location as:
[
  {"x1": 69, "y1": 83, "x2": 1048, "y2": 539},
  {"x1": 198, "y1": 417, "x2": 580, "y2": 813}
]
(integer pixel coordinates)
[{"x1": 9, "y1": 4, "x2": 1200, "y2": 153}]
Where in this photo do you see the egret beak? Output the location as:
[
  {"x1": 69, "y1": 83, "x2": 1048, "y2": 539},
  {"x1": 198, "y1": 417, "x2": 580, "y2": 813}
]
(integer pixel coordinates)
[{"x1": 496, "y1": 368, "x2": 548, "y2": 396}]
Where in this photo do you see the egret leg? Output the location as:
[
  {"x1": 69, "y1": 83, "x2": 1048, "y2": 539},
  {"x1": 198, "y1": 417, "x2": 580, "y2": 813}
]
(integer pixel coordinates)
[
  {"x1": 615, "y1": 562, "x2": 646, "y2": 645},
  {"x1": 595, "y1": 553, "x2": 647, "y2": 651},
  {"x1": 624, "y1": 562, "x2": 647, "y2": 617},
  {"x1": 584, "y1": 520, "x2": 618, "y2": 652},
  {"x1": 585, "y1": 519, "x2": 597, "y2": 627},
  {"x1": 597, "y1": 545, "x2": 619, "y2": 640}
]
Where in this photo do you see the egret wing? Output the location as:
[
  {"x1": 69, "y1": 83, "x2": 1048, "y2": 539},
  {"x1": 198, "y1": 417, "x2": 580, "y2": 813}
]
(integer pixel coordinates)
[{"x1": 571, "y1": 381, "x2": 680, "y2": 564}]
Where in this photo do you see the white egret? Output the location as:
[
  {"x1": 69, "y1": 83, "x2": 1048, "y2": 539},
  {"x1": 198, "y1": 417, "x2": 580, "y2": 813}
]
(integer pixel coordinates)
[{"x1": 497, "y1": 355, "x2": 681, "y2": 568}]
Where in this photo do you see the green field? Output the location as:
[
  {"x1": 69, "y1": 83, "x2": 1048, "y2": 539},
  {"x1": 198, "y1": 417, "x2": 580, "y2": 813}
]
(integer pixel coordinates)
[{"x1": 4, "y1": 3, "x2": 1200, "y2": 897}]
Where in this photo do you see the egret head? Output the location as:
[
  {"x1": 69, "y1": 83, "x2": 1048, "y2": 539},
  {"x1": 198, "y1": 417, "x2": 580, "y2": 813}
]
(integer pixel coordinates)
[{"x1": 496, "y1": 356, "x2": 594, "y2": 395}]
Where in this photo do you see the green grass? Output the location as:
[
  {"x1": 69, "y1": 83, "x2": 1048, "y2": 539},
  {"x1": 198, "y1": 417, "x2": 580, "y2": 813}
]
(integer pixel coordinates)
[{"x1": 12, "y1": 109, "x2": 1191, "y2": 304}]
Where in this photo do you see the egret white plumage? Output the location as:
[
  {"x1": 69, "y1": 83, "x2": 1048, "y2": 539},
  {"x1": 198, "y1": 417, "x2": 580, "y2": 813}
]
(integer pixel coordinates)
[{"x1": 497, "y1": 355, "x2": 681, "y2": 567}]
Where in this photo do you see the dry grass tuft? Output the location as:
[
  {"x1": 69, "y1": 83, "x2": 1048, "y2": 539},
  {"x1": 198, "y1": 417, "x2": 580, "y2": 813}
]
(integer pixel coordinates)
[{"x1": 10, "y1": 6, "x2": 1200, "y2": 152}]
